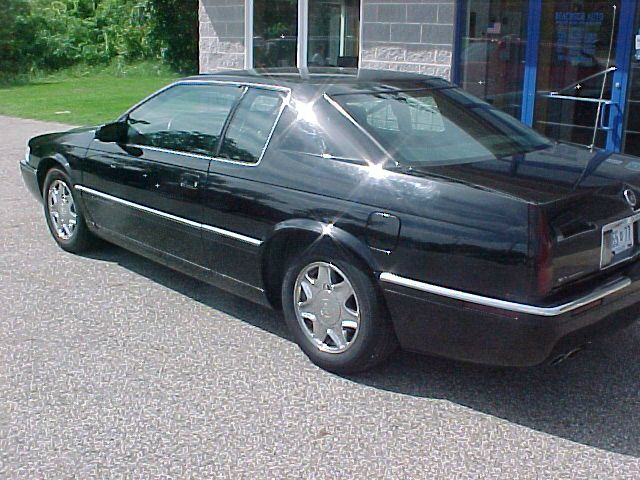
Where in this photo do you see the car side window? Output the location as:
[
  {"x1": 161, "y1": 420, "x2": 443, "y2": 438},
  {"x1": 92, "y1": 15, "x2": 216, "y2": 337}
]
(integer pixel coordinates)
[
  {"x1": 218, "y1": 88, "x2": 284, "y2": 163},
  {"x1": 126, "y1": 84, "x2": 243, "y2": 156},
  {"x1": 278, "y1": 110, "x2": 329, "y2": 156},
  {"x1": 278, "y1": 101, "x2": 376, "y2": 162}
]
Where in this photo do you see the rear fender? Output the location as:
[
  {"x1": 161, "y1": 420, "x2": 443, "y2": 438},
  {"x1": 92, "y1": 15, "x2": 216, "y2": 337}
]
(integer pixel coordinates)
[{"x1": 261, "y1": 219, "x2": 380, "y2": 308}]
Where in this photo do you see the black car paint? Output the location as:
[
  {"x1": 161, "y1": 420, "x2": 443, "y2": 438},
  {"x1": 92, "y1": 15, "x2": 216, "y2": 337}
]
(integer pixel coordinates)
[{"x1": 21, "y1": 69, "x2": 640, "y2": 366}]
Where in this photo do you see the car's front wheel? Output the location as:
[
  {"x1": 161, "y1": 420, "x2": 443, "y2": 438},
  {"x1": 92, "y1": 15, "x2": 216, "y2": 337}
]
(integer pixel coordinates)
[
  {"x1": 281, "y1": 247, "x2": 397, "y2": 374},
  {"x1": 43, "y1": 167, "x2": 96, "y2": 253}
]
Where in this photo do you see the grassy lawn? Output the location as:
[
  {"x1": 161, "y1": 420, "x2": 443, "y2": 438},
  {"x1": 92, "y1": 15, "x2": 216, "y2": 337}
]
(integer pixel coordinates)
[{"x1": 0, "y1": 64, "x2": 180, "y2": 126}]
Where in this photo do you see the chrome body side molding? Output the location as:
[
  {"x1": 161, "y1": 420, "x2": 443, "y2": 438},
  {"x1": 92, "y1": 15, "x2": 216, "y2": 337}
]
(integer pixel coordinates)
[
  {"x1": 75, "y1": 185, "x2": 263, "y2": 246},
  {"x1": 379, "y1": 272, "x2": 631, "y2": 317}
]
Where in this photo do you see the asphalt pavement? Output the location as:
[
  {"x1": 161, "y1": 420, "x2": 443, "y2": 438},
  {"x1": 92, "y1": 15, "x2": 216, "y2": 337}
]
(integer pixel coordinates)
[{"x1": 1, "y1": 115, "x2": 639, "y2": 478}]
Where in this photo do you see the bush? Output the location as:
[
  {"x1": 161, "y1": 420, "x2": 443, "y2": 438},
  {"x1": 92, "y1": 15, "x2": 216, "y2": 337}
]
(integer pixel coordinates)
[
  {"x1": 0, "y1": 0, "x2": 30, "y2": 78},
  {"x1": 1, "y1": 0, "x2": 198, "y2": 80},
  {"x1": 147, "y1": 0, "x2": 198, "y2": 74},
  {"x1": 16, "y1": 1, "x2": 100, "y2": 70}
]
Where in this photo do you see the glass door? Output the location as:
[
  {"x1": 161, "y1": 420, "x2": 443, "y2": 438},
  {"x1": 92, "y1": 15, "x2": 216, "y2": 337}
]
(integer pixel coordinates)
[
  {"x1": 622, "y1": 4, "x2": 640, "y2": 156},
  {"x1": 533, "y1": 1, "x2": 620, "y2": 149}
]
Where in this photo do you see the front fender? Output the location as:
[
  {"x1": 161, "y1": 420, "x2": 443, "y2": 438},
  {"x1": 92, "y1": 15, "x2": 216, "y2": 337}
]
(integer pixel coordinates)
[{"x1": 33, "y1": 152, "x2": 76, "y2": 194}]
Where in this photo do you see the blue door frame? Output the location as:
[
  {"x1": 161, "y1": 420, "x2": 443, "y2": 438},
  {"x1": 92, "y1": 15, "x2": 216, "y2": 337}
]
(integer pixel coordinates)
[
  {"x1": 607, "y1": 0, "x2": 638, "y2": 152},
  {"x1": 520, "y1": 0, "x2": 541, "y2": 127},
  {"x1": 454, "y1": 0, "x2": 638, "y2": 154}
]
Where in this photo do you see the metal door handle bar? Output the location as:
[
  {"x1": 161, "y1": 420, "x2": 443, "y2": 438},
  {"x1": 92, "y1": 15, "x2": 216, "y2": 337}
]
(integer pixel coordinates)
[{"x1": 544, "y1": 95, "x2": 613, "y2": 104}]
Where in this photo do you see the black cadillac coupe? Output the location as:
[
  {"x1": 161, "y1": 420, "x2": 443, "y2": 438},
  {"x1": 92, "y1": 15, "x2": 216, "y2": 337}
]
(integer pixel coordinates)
[{"x1": 20, "y1": 69, "x2": 640, "y2": 373}]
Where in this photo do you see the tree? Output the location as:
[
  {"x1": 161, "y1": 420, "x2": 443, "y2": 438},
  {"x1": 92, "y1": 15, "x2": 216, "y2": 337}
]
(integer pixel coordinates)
[
  {"x1": 147, "y1": 0, "x2": 198, "y2": 73},
  {"x1": 0, "y1": 0, "x2": 30, "y2": 79},
  {"x1": 1, "y1": 0, "x2": 200, "y2": 78}
]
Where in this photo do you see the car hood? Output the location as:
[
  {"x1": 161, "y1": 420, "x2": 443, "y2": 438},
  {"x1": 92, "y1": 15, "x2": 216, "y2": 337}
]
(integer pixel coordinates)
[
  {"x1": 404, "y1": 142, "x2": 640, "y2": 205},
  {"x1": 29, "y1": 125, "x2": 98, "y2": 149}
]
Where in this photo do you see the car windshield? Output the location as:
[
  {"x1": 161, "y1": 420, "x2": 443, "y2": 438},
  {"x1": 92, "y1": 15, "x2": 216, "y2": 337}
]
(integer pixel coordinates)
[{"x1": 331, "y1": 87, "x2": 552, "y2": 167}]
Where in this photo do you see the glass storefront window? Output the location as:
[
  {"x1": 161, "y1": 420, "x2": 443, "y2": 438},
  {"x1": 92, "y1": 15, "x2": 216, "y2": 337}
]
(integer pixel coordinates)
[
  {"x1": 253, "y1": 0, "x2": 298, "y2": 68},
  {"x1": 623, "y1": 6, "x2": 640, "y2": 156},
  {"x1": 458, "y1": 0, "x2": 528, "y2": 118},
  {"x1": 307, "y1": 0, "x2": 360, "y2": 68},
  {"x1": 534, "y1": 1, "x2": 619, "y2": 149}
]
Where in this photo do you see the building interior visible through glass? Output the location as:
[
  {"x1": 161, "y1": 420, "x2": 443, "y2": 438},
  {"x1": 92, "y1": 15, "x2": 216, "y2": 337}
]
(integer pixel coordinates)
[
  {"x1": 459, "y1": 0, "x2": 528, "y2": 119},
  {"x1": 252, "y1": 0, "x2": 360, "y2": 69},
  {"x1": 535, "y1": 1, "x2": 619, "y2": 149},
  {"x1": 623, "y1": 4, "x2": 640, "y2": 156},
  {"x1": 253, "y1": 0, "x2": 299, "y2": 68},
  {"x1": 308, "y1": 0, "x2": 360, "y2": 67},
  {"x1": 458, "y1": 0, "x2": 637, "y2": 151}
]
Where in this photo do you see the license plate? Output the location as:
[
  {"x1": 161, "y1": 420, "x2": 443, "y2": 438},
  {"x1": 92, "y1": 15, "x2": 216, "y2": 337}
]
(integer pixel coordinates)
[
  {"x1": 601, "y1": 213, "x2": 640, "y2": 268},
  {"x1": 610, "y1": 223, "x2": 634, "y2": 255}
]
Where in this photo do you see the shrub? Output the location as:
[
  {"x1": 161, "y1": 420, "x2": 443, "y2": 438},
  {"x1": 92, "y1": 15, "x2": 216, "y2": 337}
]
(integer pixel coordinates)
[
  {"x1": 0, "y1": 0, "x2": 30, "y2": 78},
  {"x1": 1, "y1": 0, "x2": 199, "y2": 79},
  {"x1": 147, "y1": 0, "x2": 198, "y2": 74}
]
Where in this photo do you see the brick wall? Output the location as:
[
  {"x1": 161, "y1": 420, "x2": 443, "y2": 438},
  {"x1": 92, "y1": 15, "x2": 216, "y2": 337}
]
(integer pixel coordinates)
[
  {"x1": 360, "y1": 0, "x2": 455, "y2": 78},
  {"x1": 199, "y1": 0, "x2": 246, "y2": 72}
]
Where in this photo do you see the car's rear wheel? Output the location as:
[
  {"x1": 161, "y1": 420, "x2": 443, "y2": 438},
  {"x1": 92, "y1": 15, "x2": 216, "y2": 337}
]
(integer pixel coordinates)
[
  {"x1": 281, "y1": 247, "x2": 397, "y2": 374},
  {"x1": 43, "y1": 167, "x2": 96, "y2": 253}
]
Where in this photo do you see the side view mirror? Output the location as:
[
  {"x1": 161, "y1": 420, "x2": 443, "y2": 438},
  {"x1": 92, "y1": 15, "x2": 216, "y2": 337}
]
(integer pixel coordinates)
[{"x1": 95, "y1": 121, "x2": 128, "y2": 143}]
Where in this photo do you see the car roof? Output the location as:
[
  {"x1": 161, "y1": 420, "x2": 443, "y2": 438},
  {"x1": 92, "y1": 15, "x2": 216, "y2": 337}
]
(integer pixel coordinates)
[{"x1": 179, "y1": 68, "x2": 452, "y2": 96}]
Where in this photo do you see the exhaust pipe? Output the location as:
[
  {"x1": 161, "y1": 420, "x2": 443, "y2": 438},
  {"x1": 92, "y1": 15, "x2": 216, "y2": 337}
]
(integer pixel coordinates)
[{"x1": 549, "y1": 343, "x2": 590, "y2": 365}]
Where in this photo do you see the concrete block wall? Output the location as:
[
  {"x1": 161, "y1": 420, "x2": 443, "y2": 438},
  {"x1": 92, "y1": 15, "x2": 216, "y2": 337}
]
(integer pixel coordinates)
[
  {"x1": 199, "y1": 0, "x2": 246, "y2": 72},
  {"x1": 360, "y1": 0, "x2": 455, "y2": 78}
]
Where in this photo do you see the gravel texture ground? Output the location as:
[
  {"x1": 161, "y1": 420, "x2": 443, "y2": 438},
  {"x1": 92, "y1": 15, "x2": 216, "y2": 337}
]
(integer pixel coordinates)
[{"x1": 1, "y1": 115, "x2": 639, "y2": 479}]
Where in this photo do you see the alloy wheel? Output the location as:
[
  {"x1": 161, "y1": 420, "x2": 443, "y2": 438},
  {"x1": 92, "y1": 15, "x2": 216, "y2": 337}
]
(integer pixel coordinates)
[
  {"x1": 47, "y1": 180, "x2": 77, "y2": 241},
  {"x1": 293, "y1": 261, "x2": 361, "y2": 353}
]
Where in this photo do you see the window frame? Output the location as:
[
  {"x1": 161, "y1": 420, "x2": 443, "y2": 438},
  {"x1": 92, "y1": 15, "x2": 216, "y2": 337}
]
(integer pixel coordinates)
[
  {"x1": 118, "y1": 80, "x2": 291, "y2": 166},
  {"x1": 217, "y1": 87, "x2": 289, "y2": 165}
]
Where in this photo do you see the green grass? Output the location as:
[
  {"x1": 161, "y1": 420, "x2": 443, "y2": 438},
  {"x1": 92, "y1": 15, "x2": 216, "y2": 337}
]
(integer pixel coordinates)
[{"x1": 0, "y1": 62, "x2": 181, "y2": 125}]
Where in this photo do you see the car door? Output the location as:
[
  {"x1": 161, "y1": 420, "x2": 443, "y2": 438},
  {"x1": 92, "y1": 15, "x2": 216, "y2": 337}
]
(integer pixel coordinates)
[
  {"x1": 201, "y1": 86, "x2": 288, "y2": 285},
  {"x1": 81, "y1": 82, "x2": 244, "y2": 266}
]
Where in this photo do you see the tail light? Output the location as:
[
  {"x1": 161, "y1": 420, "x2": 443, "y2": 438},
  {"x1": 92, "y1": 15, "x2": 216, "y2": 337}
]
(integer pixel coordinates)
[{"x1": 531, "y1": 206, "x2": 554, "y2": 296}]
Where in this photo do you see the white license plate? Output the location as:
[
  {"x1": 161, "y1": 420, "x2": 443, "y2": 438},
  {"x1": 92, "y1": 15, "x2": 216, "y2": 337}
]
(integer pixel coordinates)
[{"x1": 609, "y1": 222, "x2": 634, "y2": 255}]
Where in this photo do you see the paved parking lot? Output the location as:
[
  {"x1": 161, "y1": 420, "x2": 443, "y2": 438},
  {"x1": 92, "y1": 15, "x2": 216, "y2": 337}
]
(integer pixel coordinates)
[{"x1": 1, "y1": 115, "x2": 639, "y2": 478}]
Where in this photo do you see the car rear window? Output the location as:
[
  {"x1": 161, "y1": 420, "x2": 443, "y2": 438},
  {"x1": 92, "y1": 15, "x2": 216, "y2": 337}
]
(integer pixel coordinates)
[{"x1": 330, "y1": 88, "x2": 551, "y2": 167}]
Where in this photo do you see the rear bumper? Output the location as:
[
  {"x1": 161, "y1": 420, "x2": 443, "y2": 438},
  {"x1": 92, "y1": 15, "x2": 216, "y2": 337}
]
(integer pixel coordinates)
[
  {"x1": 20, "y1": 159, "x2": 41, "y2": 201},
  {"x1": 380, "y1": 269, "x2": 640, "y2": 366}
]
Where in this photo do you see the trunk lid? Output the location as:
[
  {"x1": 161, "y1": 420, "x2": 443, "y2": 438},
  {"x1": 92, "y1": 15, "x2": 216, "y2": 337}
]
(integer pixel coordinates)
[{"x1": 405, "y1": 143, "x2": 640, "y2": 294}]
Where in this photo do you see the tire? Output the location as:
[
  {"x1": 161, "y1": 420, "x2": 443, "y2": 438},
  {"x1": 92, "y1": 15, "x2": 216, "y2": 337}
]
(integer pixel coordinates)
[
  {"x1": 281, "y1": 245, "x2": 397, "y2": 374},
  {"x1": 42, "y1": 167, "x2": 96, "y2": 253}
]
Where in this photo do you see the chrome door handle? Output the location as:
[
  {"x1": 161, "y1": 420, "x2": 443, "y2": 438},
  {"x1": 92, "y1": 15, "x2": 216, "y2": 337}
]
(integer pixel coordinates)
[
  {"x1": 599, "y1": 102, "x2": 613, "y2": 131},
  {"x1": 598, "y1": 100, "x2": 620, "y2": 131},
  {"x1": 179, "y1": 175, "x2": 200, "y2": 190}
]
